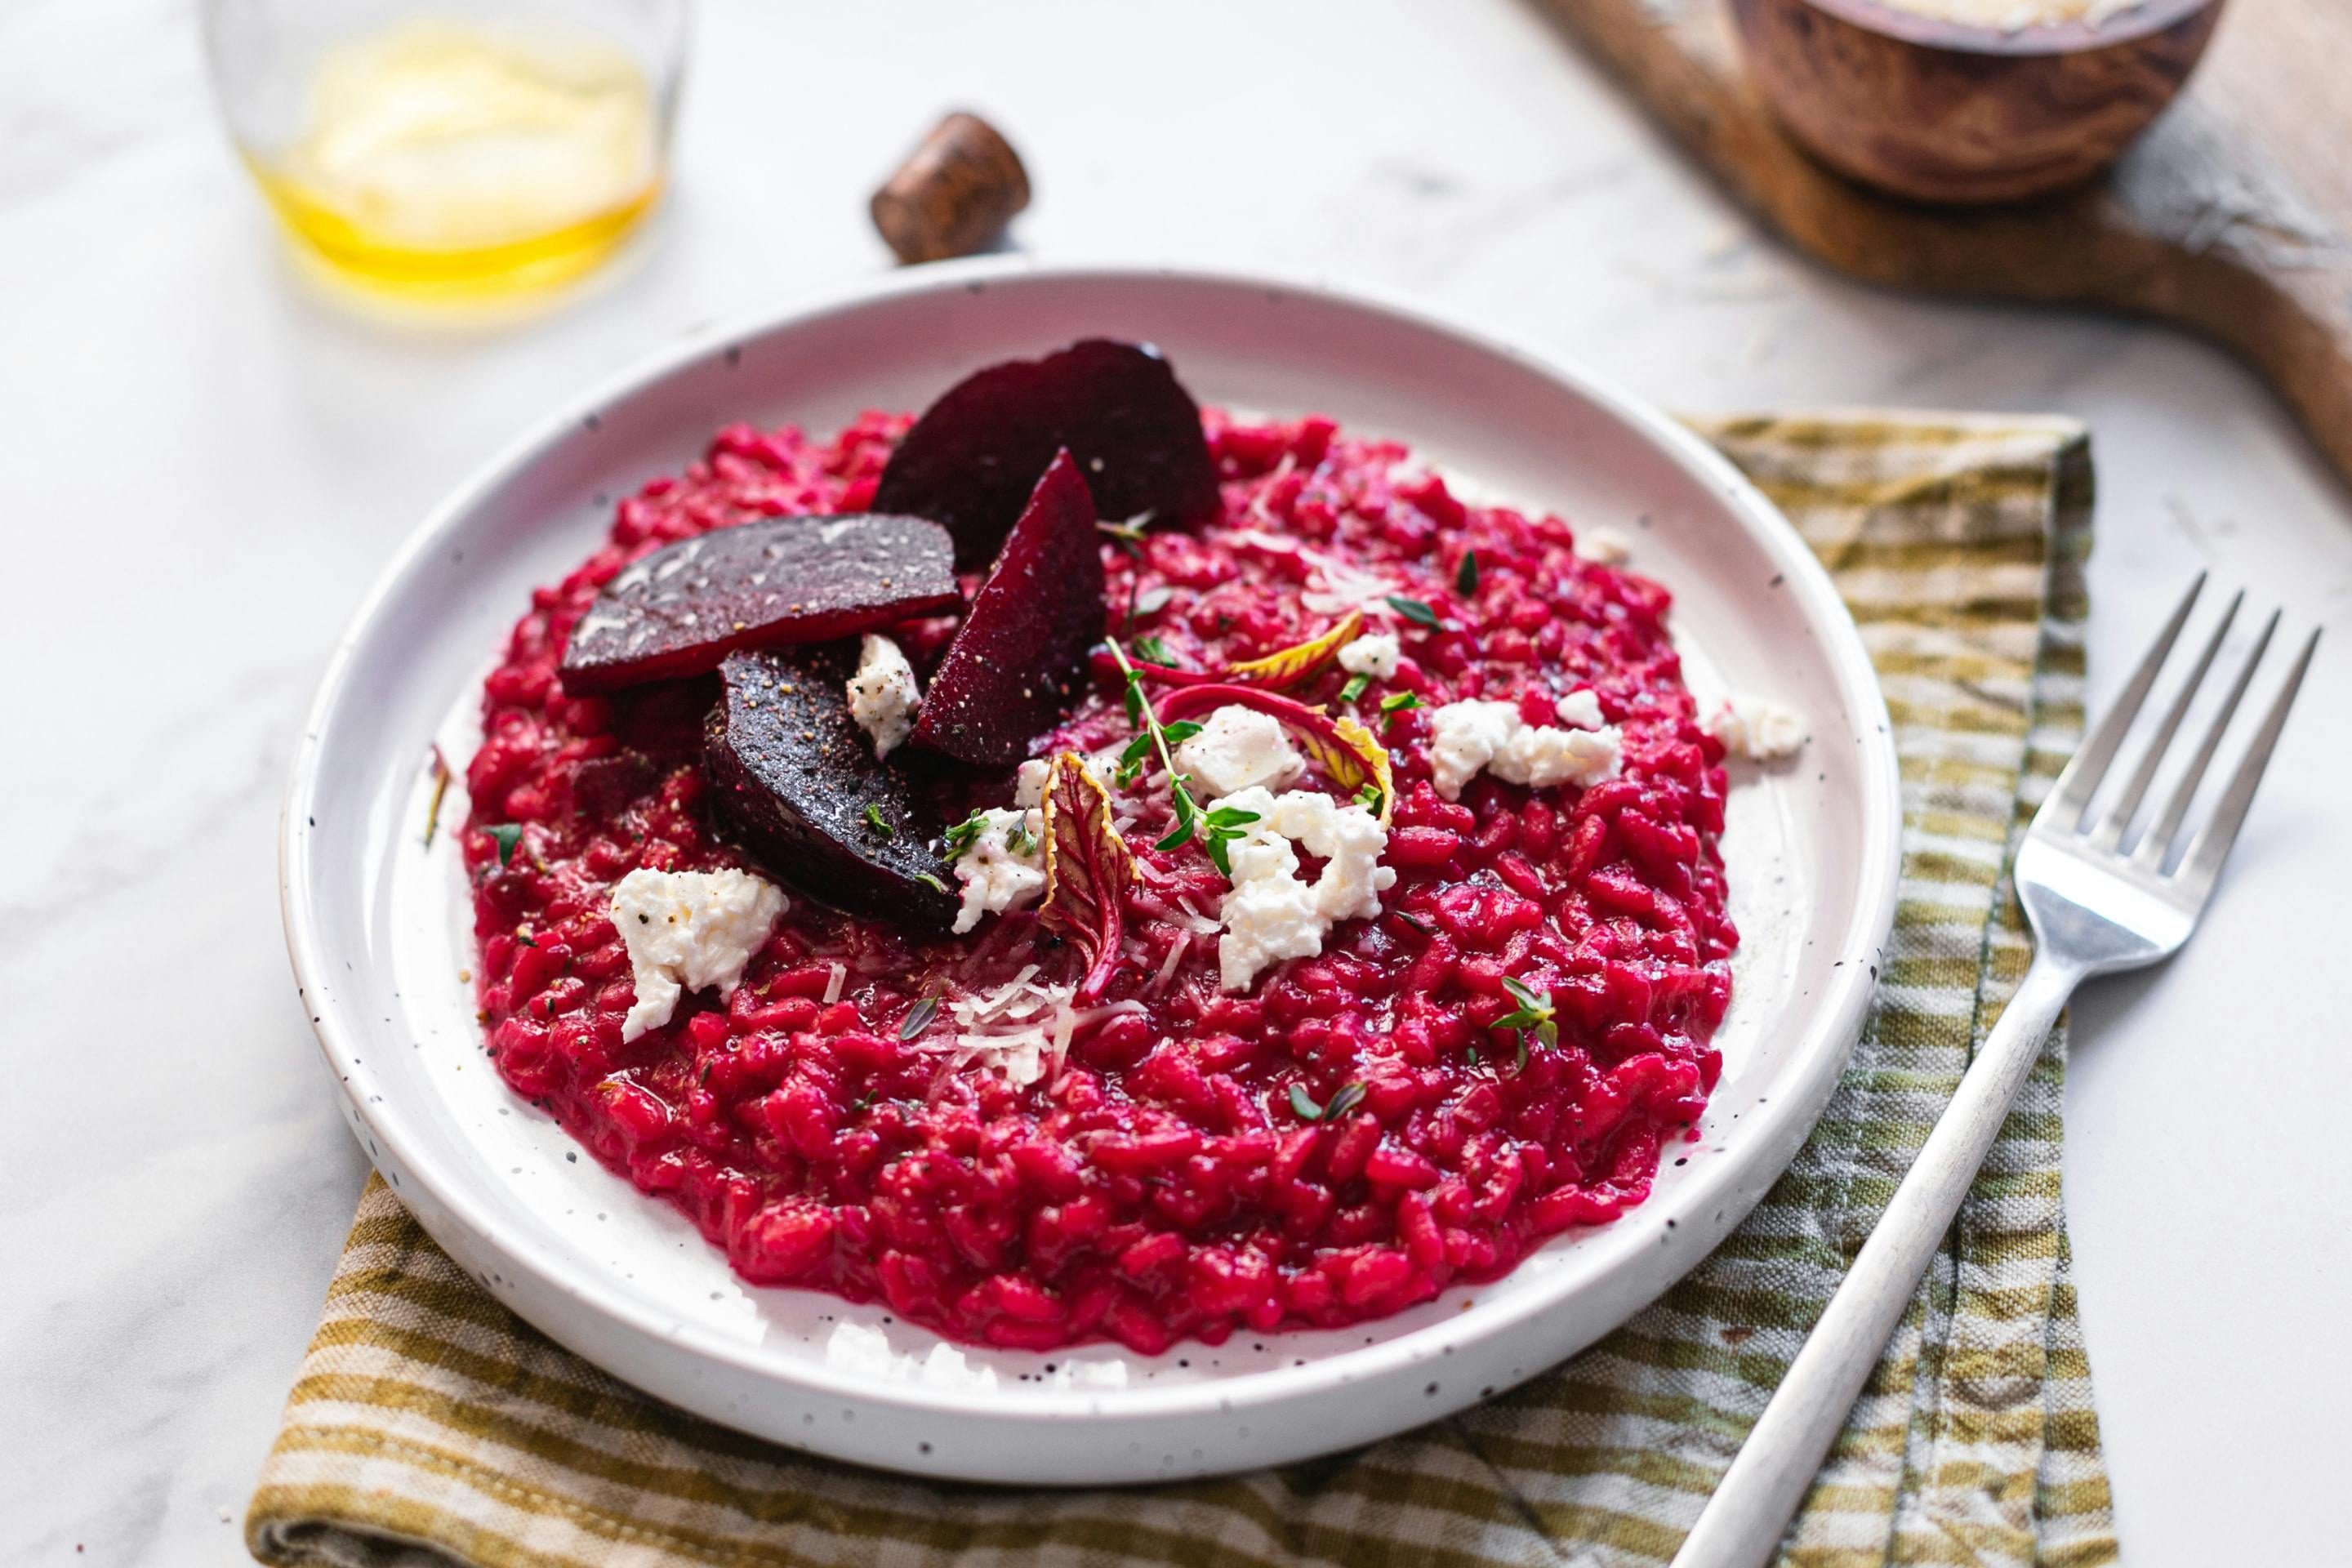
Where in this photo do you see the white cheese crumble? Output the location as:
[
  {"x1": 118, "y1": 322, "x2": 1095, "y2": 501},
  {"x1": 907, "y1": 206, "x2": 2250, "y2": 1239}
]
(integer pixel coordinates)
[
  {"x1": 1210, "y1": 786, "x2": 1397, "y2": 991},
  {"x1": 1706, "y1": 694, "x2": 1806, "y2": 760},
  {"x1": 1428, "y1": 697, "x2": 1621, "y2": 801},
  {"x1": 1174, "y1": 706, "x2": 1307, "y2": 798},
  {"x1": 844, "y1": 634, "x2": 920, "y2": 758},
  {"x1": 948, "y1": 807, "x2": 1046, "y2": 934},
  {"x1": 1555, "y1": 688, "x2": 1606, "y2": 730},
  {"x1": 609, "y1": 867, "x2": 786, "y2": 1042},
  {"x1": 1337, "y1": 631, "x2": 1401, "y2": 679},
  {"x1": 1013, "y1": 750, "x2": 1122, "y2": 809},
  {"x1": 1575, "y1": 528, "x2": 1633, "y2": 565}
]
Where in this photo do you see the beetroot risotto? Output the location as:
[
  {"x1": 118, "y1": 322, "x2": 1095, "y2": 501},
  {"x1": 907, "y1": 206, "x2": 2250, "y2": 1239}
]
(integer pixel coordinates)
[{"x1": 461, "y1": 341, "x2": 1739, "y2": 1355}]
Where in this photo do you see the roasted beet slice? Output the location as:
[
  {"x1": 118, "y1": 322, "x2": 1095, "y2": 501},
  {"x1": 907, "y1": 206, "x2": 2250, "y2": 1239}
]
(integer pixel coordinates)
[
  {"x1": 559, "y1": 514, "x2": 960, "y2": 695},
  {"x1": 872, "y1": 339, "x2": 1219, "y2": 568},
  {"x1": 909, "y1": 451, "x2": 1105, "y2": 768},
  {"x1": 706, "y1": 646, "x2": 958, "y2": 929}
]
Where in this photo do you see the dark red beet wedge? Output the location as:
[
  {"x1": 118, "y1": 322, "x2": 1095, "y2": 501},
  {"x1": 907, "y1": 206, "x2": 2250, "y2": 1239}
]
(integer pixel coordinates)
[
  {"x1": 909, "y1": 451, "x2": 1106, "y2": 768},
  {"x1": 706, "y1": 646, "x2": 959, "y2": 929},
  {"x1": 872, "y1": 339, "x2": 1219, "y2": 568},
  {"x1": 559, "y1": 514, "x2": 960, "y2": 695}
]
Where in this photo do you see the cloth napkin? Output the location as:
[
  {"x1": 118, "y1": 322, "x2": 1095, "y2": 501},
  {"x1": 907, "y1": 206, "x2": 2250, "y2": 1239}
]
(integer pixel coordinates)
[{"x1": 249, "y1": 412, "x2": 2115, "y2": 1568}]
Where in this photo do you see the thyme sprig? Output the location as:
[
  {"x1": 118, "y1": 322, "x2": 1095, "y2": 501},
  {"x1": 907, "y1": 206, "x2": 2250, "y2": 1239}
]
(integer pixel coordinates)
[
  {"x1": 1196, "y1": 804, "x2": 1260, "y2": 877},
  {"x1": 1493, "y1": 977, "x2": 1559, "y2": 1071},
  {"x1": 1106, "y1": 636, "x2": 1216, "y2": 863},
  {"x1": 944, "y1": 810, "x2": 989, "y2": 858}
]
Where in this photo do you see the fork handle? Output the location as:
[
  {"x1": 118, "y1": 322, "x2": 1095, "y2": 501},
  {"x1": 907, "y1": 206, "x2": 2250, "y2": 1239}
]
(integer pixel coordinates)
[{"x1": 1669, "y1": 954, "x2": 2084, "y2": 1568}]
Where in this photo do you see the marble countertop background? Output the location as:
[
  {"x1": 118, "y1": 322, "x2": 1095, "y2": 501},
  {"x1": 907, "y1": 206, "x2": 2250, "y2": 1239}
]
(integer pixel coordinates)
[{"x1": 3, "y1": 0, "x2": 2346, "y2": 1561}]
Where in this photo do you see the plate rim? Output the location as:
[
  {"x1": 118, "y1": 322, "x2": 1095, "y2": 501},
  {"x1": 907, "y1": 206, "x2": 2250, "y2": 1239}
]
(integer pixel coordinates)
[{"x1": 280, "y1": 256, "x2": 1903, "y2": 1430}]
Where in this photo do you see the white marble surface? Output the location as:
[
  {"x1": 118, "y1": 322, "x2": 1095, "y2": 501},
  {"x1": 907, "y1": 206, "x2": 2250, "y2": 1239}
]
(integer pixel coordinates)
[{"x1": 2, "y1": 0, "x2": 2345, "y2": 1561}]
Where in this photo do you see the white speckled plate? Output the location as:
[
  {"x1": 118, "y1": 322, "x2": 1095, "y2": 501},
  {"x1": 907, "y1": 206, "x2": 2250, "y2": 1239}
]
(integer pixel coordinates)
[{"x1": 280, "y1": 261, "x2": 1900, "y2": 1485}]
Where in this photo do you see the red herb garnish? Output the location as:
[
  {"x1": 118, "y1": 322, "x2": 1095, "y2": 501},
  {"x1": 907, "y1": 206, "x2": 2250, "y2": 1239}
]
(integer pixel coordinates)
[{"x1": 1038, "y1": 751, "x2": 1135, "y2": 1002}]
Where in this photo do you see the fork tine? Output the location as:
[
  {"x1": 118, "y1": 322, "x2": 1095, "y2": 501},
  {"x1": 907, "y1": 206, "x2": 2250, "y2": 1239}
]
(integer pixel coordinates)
[
  {"x1": 2090, "y1": 591, "x2": 2240, "y2": 851},
  {"x1": 2131, "y1": 608, "x2": 2278, "y2": 871},
  {"x1": 2172, "y1": 626, "x2": 2319, "y2": 902},
  {"x1": 2044, "y1": 572, "x2": 2204, "y2": 831}
]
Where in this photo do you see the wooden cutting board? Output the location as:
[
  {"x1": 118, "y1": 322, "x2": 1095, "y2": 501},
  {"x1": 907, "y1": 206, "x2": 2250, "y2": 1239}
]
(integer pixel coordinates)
[{"x1": 1530, "y1": 0, "x2": 2352, "y2": 490}]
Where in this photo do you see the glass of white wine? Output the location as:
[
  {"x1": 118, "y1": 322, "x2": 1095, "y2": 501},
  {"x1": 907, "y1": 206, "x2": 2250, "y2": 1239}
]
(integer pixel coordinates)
[{"x1": 203, "y1": 0, "x2": 688, "y2": 305}]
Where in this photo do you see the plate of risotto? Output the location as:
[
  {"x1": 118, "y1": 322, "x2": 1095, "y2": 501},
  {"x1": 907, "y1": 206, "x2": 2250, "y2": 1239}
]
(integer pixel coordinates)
[{"x1": 281, "y1": 261, "x2": 1900, "y2": 1483}]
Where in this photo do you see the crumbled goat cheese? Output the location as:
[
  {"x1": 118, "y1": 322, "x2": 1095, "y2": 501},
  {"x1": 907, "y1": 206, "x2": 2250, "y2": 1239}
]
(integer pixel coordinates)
[
  {"x1": 1337, "y1": 632, "x2": 1401, "y2": 679},
  {"x1": 1013, "y1": 750, "x2": 1121, "y2": 809},
  {"x1": 844, "y1": 635, "x2": 920, "y2": 758},
  {"x1": 1210, "y1": 786, "x2": 1397, "y2": 991},
  {"x1": 1575, "y1": 528, "x2": 1633, "y2": 565},
  {"x1": 1706, "y1": 694, "x2": 1806, "y2": 760},
  {"x1": 1554, "y1": 688, "x2": 1606, "y2": 730},
  {"x1": 610, "y1": 868, "x2": 786, "y2": 1042},
  {"x1": 949, "y1": 807, "x2": 1045, "y2": 934},
  {"x1": 1174, "y1": 706, "x2": 1307, "y2": 798},
  {"x1": 1428, "y1": 697, "x2": 1621, "y2": 801}
]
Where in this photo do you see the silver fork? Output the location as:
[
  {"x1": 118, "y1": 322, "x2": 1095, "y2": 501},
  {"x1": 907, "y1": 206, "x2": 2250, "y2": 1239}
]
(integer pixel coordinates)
[{"x1": 1673, "y1": 576, "x2": 2319, "y2": 1568}]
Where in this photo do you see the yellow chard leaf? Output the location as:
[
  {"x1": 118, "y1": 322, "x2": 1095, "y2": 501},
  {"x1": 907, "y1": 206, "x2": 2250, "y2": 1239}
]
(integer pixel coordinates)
[
  {"x1": 1227, "y1": 610, "x2": 1364, "y2": 689},
  {"x1": 1039, "y1": 751, "x2": 1137, "y2": 1000},
  {"x1": 1292, "y1": 712, "x2": 1396, "y2": 826}
]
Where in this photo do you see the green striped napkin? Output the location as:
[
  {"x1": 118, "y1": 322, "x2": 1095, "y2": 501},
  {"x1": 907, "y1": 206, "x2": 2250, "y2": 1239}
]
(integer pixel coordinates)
[{"x1": 250, "y1": 412, "x2": 2114, "y2": 1568}]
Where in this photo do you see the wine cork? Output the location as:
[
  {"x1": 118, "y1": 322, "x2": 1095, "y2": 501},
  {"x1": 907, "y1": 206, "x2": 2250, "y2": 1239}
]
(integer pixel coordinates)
[{"x1": 870, "y1": 112, "x2": 1031, "y2": 265}]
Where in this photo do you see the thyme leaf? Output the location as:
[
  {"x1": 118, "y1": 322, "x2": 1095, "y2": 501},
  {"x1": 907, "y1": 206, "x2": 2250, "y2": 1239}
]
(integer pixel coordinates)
[
  {"x1": 1108, "y1": 636, "x2": 1211, "y2": 861},
  {"x1": 898, "y1": 994, "x2": 939, "y2": 1042},
  {"x1": 1288, "y1": 1079, "x2": 1368, "y2": 1123},
  {"x1": 1386, "y1": 595, "x2": 1441, "y2": 629}
]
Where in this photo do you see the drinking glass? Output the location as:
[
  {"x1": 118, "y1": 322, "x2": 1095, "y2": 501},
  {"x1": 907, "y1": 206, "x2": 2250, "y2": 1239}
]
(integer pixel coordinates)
[{"x1": 203, "y1": 0, "x2": 689, "y2": 301}]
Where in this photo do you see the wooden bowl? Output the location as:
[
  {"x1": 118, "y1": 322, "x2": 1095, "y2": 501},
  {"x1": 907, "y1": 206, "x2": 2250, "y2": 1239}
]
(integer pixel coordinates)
[{"x1": 1731, "y1": 0, "x2": 2226, "y2": 203}]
